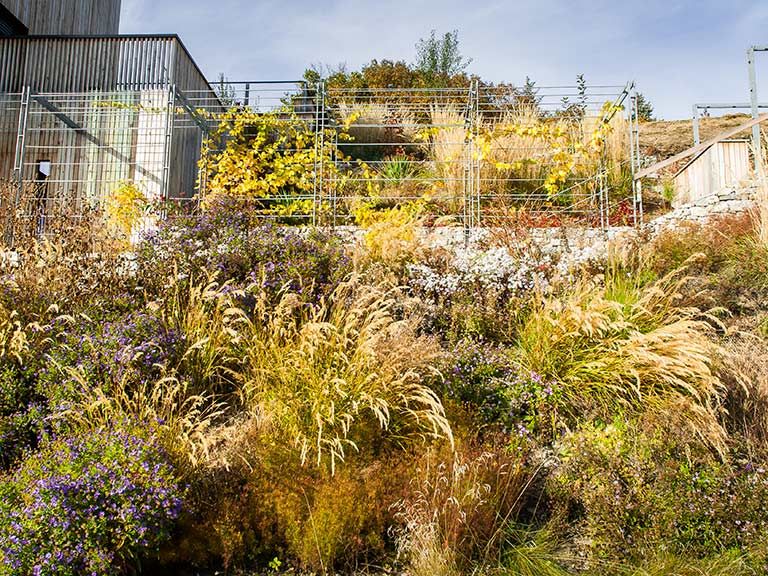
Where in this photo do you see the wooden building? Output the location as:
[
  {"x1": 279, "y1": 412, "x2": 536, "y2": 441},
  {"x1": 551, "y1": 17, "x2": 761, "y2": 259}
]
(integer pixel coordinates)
[
  {"x1": 0, "y1": 0, "x2": 121, "y2": 36},
  {"x1": 0, "y1": 1, "x2": 224, "y2": 230}
]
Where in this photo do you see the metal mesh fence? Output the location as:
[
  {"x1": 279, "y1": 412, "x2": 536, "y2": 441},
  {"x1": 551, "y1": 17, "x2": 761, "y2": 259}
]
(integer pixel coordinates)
[
  {"x1": 1, "y1": 79, "x2": 642, "y2": 242},
  {"x1": 2, "y1": 87, "x2": 208, "y2": 239}
]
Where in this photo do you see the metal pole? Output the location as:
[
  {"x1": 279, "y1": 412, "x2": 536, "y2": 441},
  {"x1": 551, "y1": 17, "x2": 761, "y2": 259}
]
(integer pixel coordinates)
[
  {"x1": 634, "y1": 95, "x2": 644, "y2": 224},
  {"x1": 5, "y1": 87, "x2": 31, "y2": 247},
  {"x1": 628, "y1": 85, "x2": 642, "y2": 227},
  {"x1": 748, "y1": 47, "x2": 762, "y2": 164},
  {"x1": 332, "y1": 128, "x2": 338, "y2": 228},
  {"x1": 317, "y1": 81, "x2": 326, "y2": 227},
  {"x1": 692, "y1": 104, "x2": 701, "y2": 146},
  {"x1": 474, "y1": 78, "x2": 481, "y2": 229},
  {"x1": 195, "y1": 122, "x2": 209, "y2": 203},
  {"x1": 312, "y1": 81, "x2": 320, "y2": 226},
  {"x1": 462, "y1": 82, "x2": 473, "y2": 243},
  {"x1": 161, "y1": 84, "x2": 176, "y2": 204}
]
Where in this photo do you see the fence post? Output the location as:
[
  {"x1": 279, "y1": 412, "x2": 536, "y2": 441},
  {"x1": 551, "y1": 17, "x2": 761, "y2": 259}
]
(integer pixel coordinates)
[
  {"x1": 160, "y1": 84, "x2": 176, "y2": 206},
  {"x1": 692, "y1": 104, "x2": 701, "y2": 146},
  {"x1": 463, "y1": 78, "x2": 480, "y2": 244},
  {"x1": 748, "y1": 47, "x2": 762, "y2": 167},
  {"x1": 473, "y1": 78, "x2": 481, "y2": 229},
  {"x1": 4, "y1": 87, "x2": 30, "y2": 247},
  {"x1": 628, "y1": 86, "x2": 643, "y2": 226},
  {"x1": 312, "y1": 81, "x2": 326, "y2": 227}
]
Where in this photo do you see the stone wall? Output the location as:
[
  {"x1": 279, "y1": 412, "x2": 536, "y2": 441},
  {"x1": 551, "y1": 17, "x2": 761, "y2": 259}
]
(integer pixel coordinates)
[{"x1": 646, "y1": 186, "x2": 757, "y2": 235}]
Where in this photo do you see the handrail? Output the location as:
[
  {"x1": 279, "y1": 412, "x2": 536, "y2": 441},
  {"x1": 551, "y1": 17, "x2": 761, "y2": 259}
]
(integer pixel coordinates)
[{"x1": 634, "y1": 113, "x2": 768, "y2": 180}]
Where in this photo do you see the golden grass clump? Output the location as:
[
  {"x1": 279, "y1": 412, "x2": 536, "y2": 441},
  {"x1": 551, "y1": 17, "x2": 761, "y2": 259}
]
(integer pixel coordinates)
[
  {"x1": 159, "y1": 274, "x2": 246, "y2": 395},
  {"x1": 720, "y1": 334, "x2": 768, "y2": 449},
  {"x1": 428, "y1": 105, "x2": 468, "y2": 206},
  {"x1": 515, "y1": 269, "x2": 727, "y2": 453},
  {"x1": 0, "y1": 306, "x2": 30, "y2": 364},
  {"x1": 337, "y1": 101, "x2": 418, "y2": 145},
  {"x1": 0, "y1": 208, "x2": 129, "y2": 317},
  {"x1": 59, "y1": 370, "x2": 225, "y2": 475},
  {"x1": 240, "y1": 278, "x2": 452, "y2": 472}
]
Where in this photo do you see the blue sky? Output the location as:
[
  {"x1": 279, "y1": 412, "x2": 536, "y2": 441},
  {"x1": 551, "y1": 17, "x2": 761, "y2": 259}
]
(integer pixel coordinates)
[{"x1": 120, "y1": 0, "x2": 768, "y2": 120}]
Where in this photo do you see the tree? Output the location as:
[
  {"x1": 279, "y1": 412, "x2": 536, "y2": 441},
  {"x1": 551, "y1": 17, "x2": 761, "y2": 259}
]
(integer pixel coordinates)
[
  {"x1": 414, "y1": 29, "x2": 472, "y2": 83},
  {"x1": 517, "y1": 76, "x2": 541, "y2": 109},
  {"x1": 214, "y1": 73, "x2": 237, "y2": 107},
  {"x1": 635, "y1": 92, "x2": 655, "y2": 121}
]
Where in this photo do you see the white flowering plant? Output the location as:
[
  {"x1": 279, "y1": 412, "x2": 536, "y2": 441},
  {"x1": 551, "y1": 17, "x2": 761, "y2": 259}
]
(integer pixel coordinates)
[{"x1": 408, "y1": 246, "x2": 553, "y2": 301}]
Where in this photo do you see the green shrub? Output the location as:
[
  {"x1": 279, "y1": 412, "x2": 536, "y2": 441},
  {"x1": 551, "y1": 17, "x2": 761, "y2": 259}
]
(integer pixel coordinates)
[
  {"x1": 437, "y1": 339, "x2": 558, "y2": 439},
  {"x1": 722, "y1": 233, "x2": 768, "y2": 300},
  {"x1": 552, "y1": 420, "x2": 768, "y2": 567},
  {"x1": 173, "y1": 445, "x2": 411, "y2": 572},
  {"x1": 644, "y1": 215, "x2": 752, "y2": 277}
]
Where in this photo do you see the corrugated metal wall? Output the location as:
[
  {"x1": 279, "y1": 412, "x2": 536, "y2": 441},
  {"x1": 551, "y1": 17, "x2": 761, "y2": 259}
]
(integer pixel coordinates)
[
  {"x1": 0, "y1": 0, "x2": 120, "y2": 35},
  {"x1": 672, "y1": 140, "x2": 751, "y2": 207}
]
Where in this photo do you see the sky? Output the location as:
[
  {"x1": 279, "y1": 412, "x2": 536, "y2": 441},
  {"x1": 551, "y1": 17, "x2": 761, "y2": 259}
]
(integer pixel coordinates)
[{"x1": 120, "y1": 0, "x2": 768, "y2": 120}]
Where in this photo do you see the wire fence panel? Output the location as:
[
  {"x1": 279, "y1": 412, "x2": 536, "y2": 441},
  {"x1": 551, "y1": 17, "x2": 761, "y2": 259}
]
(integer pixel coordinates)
[
  {"x1": 0, "y1": 77, "x2": 639, "y2": 243},
  {"x1": 16, "y1": 91, "x2": 168, "y2": 227},
  {"x1": 322, "y1": 85, "x2": 474, "y2": 226}
]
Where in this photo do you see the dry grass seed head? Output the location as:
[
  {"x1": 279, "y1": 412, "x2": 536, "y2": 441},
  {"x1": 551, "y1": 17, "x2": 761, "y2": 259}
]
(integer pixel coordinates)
[
  {"x1": 242, "y1": 278, "x2": 452, "y2": 473},
  {"x1": 516, "y1": 272, "x2": 727, "y2": 454}
]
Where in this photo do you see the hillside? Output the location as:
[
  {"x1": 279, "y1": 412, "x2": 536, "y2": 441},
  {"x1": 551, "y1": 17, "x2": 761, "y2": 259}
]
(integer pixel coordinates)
[{"x1": 640, "y1": 113, "x2": 754, "y2": 161}]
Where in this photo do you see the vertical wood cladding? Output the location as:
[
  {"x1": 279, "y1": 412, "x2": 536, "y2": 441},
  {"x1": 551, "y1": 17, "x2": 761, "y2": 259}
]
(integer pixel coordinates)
[{"x1": 0, "y1": 0, "x2": 121, "y2": 35}]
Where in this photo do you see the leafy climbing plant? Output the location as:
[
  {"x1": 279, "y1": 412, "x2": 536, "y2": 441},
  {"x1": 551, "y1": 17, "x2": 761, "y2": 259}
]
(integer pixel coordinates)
[{"x1": 199, "y1": 107, "x2": 341, "y2": 217}]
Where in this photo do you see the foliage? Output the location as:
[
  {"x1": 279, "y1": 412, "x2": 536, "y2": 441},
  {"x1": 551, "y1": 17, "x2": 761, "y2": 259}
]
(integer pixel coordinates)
[
  {"x1": 408, "y1": 245, "x2": 552, "y2": 300},
  {"x1": 354, "y1": 201, "x2": 426, "y2": 272},
  {"x1": 0, "y1": 423, "x2": 183, "y2": 575},
  {"x1": 437, "y1": 339, "x2": 516, "y2": 427},
  {"x1": 6, "y1": 138, "x2": 768, "y2": 574},
  {"x1": 270, "y1": 462, "x2": 402, "y2": 571},
  {"x1": 514, "y1": 270, "x2": 726, "y2": 451},
  {"x1": 104, "y1": 181, "x2": 150, "y2": 239},
  {"x1": 635, "y1": 91, "x2": 655, "y2": 122},
  {"x1": 474, "y1": 101, "x2": 625, "y2": 196},
  {"x1": 414, "y1": 29, "x2": 472, "y2": 84},
  {"x1": 199, "y1": 108, "x2": 334, "y2": 217},
  {"x1": 61, "y1": 371, "x2": 224, "y2": 476},
  {"x1": 159, "y1": 275, "x2": 244, "y2": 395},
  {"x1": 0, "y1": 233, "x2": 133, "y2": 318},
  {"x1": 437, "y1": 339, "x2": 558, "y2": 439},
  {"x1": 36, "y1": 311, "x2": 177, "y2": 398},
  {"x1": 137, "y1": 195, "x2": 352, "y2": 300},
  {"x1": 407, "y1": 245, "x2": 549, "y2": 341},
  {"x1": 0, "y1": 308, "x2": 56, "y2": 469},
  {"x1": 393, "y1": 444, "x2": 538, "y2": 576},
  {"x1": 553, "y1": 420, "x2": 768, "y2": 567}
]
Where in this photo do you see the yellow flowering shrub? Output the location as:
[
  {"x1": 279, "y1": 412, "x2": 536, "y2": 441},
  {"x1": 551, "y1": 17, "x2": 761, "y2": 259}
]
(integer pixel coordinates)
[
  {"x1": 353, "y1": 200, "x2": 425, "y2": 267},
  {"x1": 105, "y1": 181, "x2": 149, "y2": 237}
]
